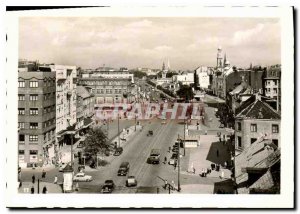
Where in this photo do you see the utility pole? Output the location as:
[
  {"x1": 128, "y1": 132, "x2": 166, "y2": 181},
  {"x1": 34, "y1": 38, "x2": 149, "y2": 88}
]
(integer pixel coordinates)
[
  {"x1": 118, "y1": 112, "x2": 120, "y2": 148},
  {"x1": 183, "y1": 117, "x2": 186, "y2": 156},
  {"x1": 37, "y1": 178, "x2": 40, "y2": 194},
  {"x1": 135, "y1": 114, "x2": 137, "y2": 131},
  {"x1": 177, "y1": 136, "x2": 181, "y2": 192}
]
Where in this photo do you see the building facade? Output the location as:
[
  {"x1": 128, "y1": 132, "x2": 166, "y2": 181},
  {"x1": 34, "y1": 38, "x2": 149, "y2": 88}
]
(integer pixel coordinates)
[
  {"x1": 263, "y1": 65, "x2": 281, "y2": 111},
  {"x1": 18, "y1": 68, "x2": 56, "y2": 167},
  {"x1": 195, "y1": 66, "x2": 210, "y2": 89},
  {"x1": 79, "y1": 70, "x2": 133, "y2": 104},
  {"x1": 234, "y1": 96, "x2": 281, "y2": 155}
]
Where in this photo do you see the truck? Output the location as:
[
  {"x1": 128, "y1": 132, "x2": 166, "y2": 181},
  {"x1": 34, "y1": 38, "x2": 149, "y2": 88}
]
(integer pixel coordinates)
[{"x1": 147, "y1": 149, "x2": 161, "y2": 164}]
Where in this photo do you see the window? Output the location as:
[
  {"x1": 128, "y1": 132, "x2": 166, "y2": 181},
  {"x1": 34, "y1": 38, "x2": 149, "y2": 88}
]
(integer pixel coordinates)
[
  {"x1": 29, "y1": 108, "x2": 39, "y2": 115},
  {"x1": 29, "y1": 94, "x2": 38, "y2": 101},
  {"x1": 19, "y1": 134, "x2": 25, "y2": 142},
  {"x1": 19, "y1": 150, "x2": 25, "y2": 155},
  {"x1": 30, "y1": 123, "x2": 38, "y2": 129},
  {"x1": 18, "y1": 122, "x2": 25, "y2": 129},
  {"x1": 30, "y1": 150, "x2": 38, "y2": 155},
  {"x1": 267, "y1": 88, "x2": 271, "y2": 92},
  {"x1": 237, "y1": 136, "x2": 242, "y2": 148},
  {"x1": 273, "y1": 88, "x2": 278, "y2": 94},
  {"x1": 272, "y1": 139, "x2": 278, "y2": 147},
  {"x1": 251, "y1": 138, "x2": 257, "y2": 144},
  {"x1": 18, "y1": 108, "x2": 25, "y2": 115},
  {"x1": 272, "y1": 124, "x2": 279, "y2": 133},
  {"x1": 44, "y1": 108, "x2": 47, "y2": 114},
  {"x1": 29, "y1": 81, "x2": 38, "y2": 88},
  {"x1": 106, "y1": 89, "x2": 110, "y2": 94},
  {"x1": 250, "y1": 124, "x2": 257, "y2": 132},
  {"x1": 29, "y1": 135, "x2": 38, "y2": 141},
  {"x1": 18, "y1": 94, "x2": 25, "y2": 101},
  {"x1": 274, "y1": 81, "x2": 277, "y2": 86},
  {"x1": 237, "y1": 122, "x2": 241, "y2": 131},
  {"x1": 18, "y1": 81, "x2": 25, "y2": 88}
]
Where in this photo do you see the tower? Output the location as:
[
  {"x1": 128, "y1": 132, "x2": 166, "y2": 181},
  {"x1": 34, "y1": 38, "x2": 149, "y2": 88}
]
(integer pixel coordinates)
[
  {"x1": 223, "y1": 53, "x2": 227, "y2": 67},
  {"x1": 167, "y1": 58, "x2": 170, "y2": 71},
  {"x1": 217, "y1": 46, "x2": 223, "y2": 68},
  {"x1": 162, "y1": 62, "x2": 166, "y2": 71}
]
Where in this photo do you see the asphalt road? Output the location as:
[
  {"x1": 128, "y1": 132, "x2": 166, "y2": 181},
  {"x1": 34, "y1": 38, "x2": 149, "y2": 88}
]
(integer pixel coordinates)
[{"x1": 77, "y1": 118, "x2": 183, "y2": 193}]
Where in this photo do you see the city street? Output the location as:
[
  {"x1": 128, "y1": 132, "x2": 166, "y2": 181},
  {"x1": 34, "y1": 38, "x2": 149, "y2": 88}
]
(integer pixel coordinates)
[{"x1": 20, "y1": 96, "x2": 234, "y2": 194}]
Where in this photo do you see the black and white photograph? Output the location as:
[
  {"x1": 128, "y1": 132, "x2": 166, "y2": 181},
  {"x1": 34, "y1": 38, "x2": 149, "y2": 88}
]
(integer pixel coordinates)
[{"x1": 4, "y1": 6, "x2": 294, "y2": 208}]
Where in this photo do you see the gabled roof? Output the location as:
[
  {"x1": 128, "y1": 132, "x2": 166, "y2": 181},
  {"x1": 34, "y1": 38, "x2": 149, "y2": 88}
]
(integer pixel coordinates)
[
  {"x1": 236, "y1": 98, "x2": 281, "y2": 120},
  {"x1": 77, "y1": 86, "x2": 93, "y2": 99}
]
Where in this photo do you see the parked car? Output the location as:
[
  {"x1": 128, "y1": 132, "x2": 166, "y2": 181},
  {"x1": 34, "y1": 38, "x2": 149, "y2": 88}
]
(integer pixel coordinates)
[
  {"x1": 73, "y1": 172, "x2": 93, "y2": 182},
  {"x1": 171, "y1": 153, "x2": 178, "y2": 159},
  {"x1": 114, "y1": 147, "x2": 123, "y2": 156},
  {"x1": 126, "y1": 176, "x2": 137, "y2": 187},
  {"x1": 147, "y1": 130, "x2": 153, "y2": 136},
  {"x1": 169, "y1": 156, "x2": 178, "y2": 165},
  {"x1": 118, "y1": 162, "x2": 130, "y2": 176},
  {"x1": 101, "y1": 180, "x2": 115, "y2": 193}
]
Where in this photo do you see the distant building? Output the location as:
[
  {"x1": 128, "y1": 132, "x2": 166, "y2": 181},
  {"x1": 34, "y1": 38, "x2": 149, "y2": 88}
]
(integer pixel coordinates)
[
  {"x1": 18, "y1": 66, "x2": 56, "y2": 167},
  {"x1": 234, "y1": 95, "x2": 281, "y2": 155},
  {"x1": 173, "y1": 71, "x2": 194, "y2": 86},
  {"x1": 195, "y1": 66, "x2": 210, "y2": 89},
  {"x1": 235, "y1": 136, "x2": 280, "y2": 194},
  {"x1": 263, "y1": 65, "x2": 281, "y2": 112},
  {"x1": 78, "y1": 70, "x2": 134, "y2": 104}
]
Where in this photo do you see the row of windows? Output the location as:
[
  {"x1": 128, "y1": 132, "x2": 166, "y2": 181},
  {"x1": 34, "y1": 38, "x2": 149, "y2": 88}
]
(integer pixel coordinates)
[
  {"x1": 18, "y1": 122, "x2": 40, "y2": 129},
  {"x1": 237, "y1": 136, "x2": 279, "y2": 148},
  {"x1": 19, "y1": 150, "x2": 38, "y2": 155},
  {"x1": 44, "y1": 119, "x2": 56, "y2": 128},
  {"x1": 18, "y1": 93, "x2": 55, "y2": 101},
  {"x1": 237, "y1": 123, "x2": 279, "y2": 133},
  {"x1": 91, "y1": 89, "x2": 127, "y2": 94},
  {"x1": 18, "y1": 108, "x2": 39, "y2": 115},
  {"x1": 43, "y1": 105, "x2": 55, "y2": 114},
  {"x1": 265, "y1": 88, "x2": 279, "y2": 93},
  {"x1": 80, "y1": 80, "x2": 130, "y2": 86},
  {"x1": 18, "y1": 81, "x2": 39, "y2": 88},
  {"x1": 19, "y1": 134, "x2": 38, "y2": 142},
  {"x1": 265, "y1": 80, "x2": 278, "y2": 86},
  {"x1": 18, "y1": 79, "x2": 55, "y2": 88}
]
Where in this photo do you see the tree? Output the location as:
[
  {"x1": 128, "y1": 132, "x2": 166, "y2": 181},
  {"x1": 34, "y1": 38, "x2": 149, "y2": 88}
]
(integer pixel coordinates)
[
  {"x1": 132, "y1": 70, "x2": 147, "y2": 79},
  {"x1": 176, "y1": 85, "x2": 194, "y2": 101},
  {"x1": 84, "y1": 127, "x2": 110, "y2": 158}
]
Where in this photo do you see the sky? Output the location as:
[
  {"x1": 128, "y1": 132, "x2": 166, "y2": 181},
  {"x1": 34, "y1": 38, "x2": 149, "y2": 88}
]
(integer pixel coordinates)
[{"x1": 19, "y1": 17, "x2": 281, "y2": 70}]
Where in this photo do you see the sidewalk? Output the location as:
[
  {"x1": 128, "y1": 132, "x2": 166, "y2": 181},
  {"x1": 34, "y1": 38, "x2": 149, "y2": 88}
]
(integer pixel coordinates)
[{"x1": 18, "y1": 181, "x2": 63, "y2": 194}]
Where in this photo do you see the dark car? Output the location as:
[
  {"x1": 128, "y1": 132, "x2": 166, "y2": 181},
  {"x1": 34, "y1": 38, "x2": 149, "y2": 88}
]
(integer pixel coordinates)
[
  {"x1": 171, "y1": 153, "x2": 178, "y2": 159},
  {"x1": 147, "y1": 130, "x2": 153, "y2": 136},
  {"x1": 118, "y1": 162, "x2": 130, "y2": 176},
  {"x1": 101, "y1": 180, "x2": 115, "y2": 193},
  {"x1": 114, "y1": 147, "x2": 123, "y2": 156}
]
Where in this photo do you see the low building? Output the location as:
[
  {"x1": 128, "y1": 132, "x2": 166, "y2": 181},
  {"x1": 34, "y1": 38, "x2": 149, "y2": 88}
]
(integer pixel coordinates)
[
  {"x1": 234, "y1": 95, "x2": 281, "y2": 155},
  {"x1": 174, "y1": 71, "x2": 194, "y2": 86},
  {"x1": 235, "y1": 136, "x2": 280, "y2": 194},
  {"x1": 18, "y1": 66, "x2": 56, "y2": 167}
]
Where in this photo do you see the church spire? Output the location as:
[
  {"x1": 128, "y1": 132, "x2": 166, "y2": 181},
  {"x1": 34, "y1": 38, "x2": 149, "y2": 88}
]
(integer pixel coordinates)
[
  {"x1": 162, "y1": 61, "x2": 165, "y2": 71},
  {"x1": 223, "y1": 53, "x2": 227, "y2": 67}
]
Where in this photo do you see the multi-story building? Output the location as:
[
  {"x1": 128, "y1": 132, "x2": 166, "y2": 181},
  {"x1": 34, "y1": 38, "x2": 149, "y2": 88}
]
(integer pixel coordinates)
[
  {"x1": 263, "y1": 65, "x2": 281, "y2": 111},
  {"x1": 234, "y1": 95, "x2": 281, "y2": 155},
  {"x1": 173, "y1": 71, "x2": 195, "y2": 86},
  {"x1": 52, "y1": 65, "x2": 77, "y2": 164},
  {"x1": 76, "y1": 86, "x2": 95, "y2": 133},
  {"x1": 78, "y1": 70, "x2": 134, "y2": 104},
  {"x1": 18, "y1": 66, "x2": 56, "y2": 168}
]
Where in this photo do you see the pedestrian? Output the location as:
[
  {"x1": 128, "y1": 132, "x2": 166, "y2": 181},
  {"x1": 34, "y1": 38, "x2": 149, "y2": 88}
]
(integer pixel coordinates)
[
  {"x1": 205, "y1": 130, "x2": 207, "y2": 135},
  {"x1": 31, "y1": 186, "x2": 34, "y2": 194},
  {"x1": 174, "y1": 162, "x2": 177, "y2": 170},
  {"x1": 169, "y1": 147, "x2": 171, "y2": 153},
  {"x1": 220, "y1": 171, "x2": 224, "y2": 179},
  {"x1": 201, "y1": 168, "x2": 204, "y2": 177},
  {"x1": 219, "y1": 137, "x2": 222, "y2": 143},
  {"x1": 42, "y1": 169, "x2": 46, "y2": 178},
  {"x1": 75, "y1": 182, "x2": 79, "y2": 191},
  {"x1": 193, "y1": 167, "x2": 196, "y2": 174},
  {"x1": 32, "y1": 175, "x2": 35, "y2": 184},
  {"x1": 164, "y1": 156, "x2": 167, "y2": 164},
  {"x1": 216, "y1": 149, "x2": 219, "y2": 157},
  {"x1": 42, "y1": 186, "x2": 47, "y2": 194},
  {"x1": 54, "y1": 175, "x2": 58, "y2": 184},
  {"x1": 224, "y1": 161, "x2": 227, "y2": 169},
  {"x1": 164, "y1": 180, "x2": 168, "y2": 189}
]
